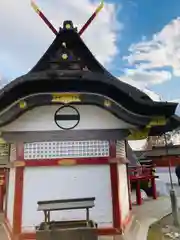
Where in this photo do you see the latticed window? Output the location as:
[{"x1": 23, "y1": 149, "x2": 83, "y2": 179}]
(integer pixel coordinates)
[
  {"x1": 24, "y1": 141, "x2": 110, "y2": 159},
  {"x1": 0, "y1": 144, "x2": 9, "y2": 157}
]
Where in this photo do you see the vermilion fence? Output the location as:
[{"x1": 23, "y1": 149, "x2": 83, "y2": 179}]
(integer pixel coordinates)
[{"x1": 128, "y1": 165, "x2": 157, "y2": 205}]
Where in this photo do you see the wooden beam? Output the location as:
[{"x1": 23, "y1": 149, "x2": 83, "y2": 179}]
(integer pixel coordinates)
[{"x1": 2, "y1": 129, "x2": 129, "y2": 143}]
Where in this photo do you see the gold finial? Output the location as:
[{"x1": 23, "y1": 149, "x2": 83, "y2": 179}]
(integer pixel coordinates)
[
  {"x1": 19, "y1": 101, "x2": 27, "y2": 109},
  {"x1": 104, "y1": 99, "x2": 111, "y2": 107}
]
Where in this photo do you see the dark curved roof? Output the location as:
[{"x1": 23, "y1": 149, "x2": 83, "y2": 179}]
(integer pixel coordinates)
[
  {"x1": 0, "y1": 21, "x2": 179, "y2": 135},
  {"x1": 149, "y1": 115, "x2": 180, "y2": 136}
]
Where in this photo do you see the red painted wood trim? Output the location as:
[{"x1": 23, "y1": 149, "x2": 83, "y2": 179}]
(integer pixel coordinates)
[
  {"x1": 0, "y1": 172, "x2": 5, "y2": 212},
  {"x1": 0, "y1": 185, "x2": 4, "y2": 212},
  {"x1": 4, "y1": 169, "x2": 10, "y2": 218},
  {"x1": 110, "y1": 164, "x2": 121, "y2": 228},
  {"x1": 127, "y1": 165, "x2": 132, "y2": 210},
  {"x1": 17, "y1": 157, "x2": 109, "y2": 167},
  {"x1": 13, "y1": 143, "x2": 24, "y2": 236},
  {"x1": 19, "y1": 228, "x2": 122, "y2": 240},
  {"x1": 125, "y1": 140, "x2": 132, "y2": 210},
  {"x1": 109, "y1": 140, "x2": 121, "y2": 229}
]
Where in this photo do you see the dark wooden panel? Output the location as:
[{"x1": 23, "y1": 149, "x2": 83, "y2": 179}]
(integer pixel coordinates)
[{"x1": 2, "y1": 129, "x2": 129, "y2": 143}]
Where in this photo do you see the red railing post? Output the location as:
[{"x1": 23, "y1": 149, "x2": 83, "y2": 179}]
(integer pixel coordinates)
[
  {"x1": 136, "y1": 179, "x2": 142, "y2": 205},
  {"x1": 129, "y1": 164, "x2": 158, "y2": 205}
]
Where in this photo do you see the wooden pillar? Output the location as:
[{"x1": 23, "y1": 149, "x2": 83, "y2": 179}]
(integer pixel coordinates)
[
  {"x1": 4, "y1": 168, "x2": 9, "y2": 219},
  {"x1": 0, "y1": 174, "x2": 5, "y2": 212},
  {"x1": 13, "y1": 143, "x2": 24, "y2": 237},
  {"x1": 124, "y1": 140, "x2": 132, "y2": 210},
  {"x1": 127, "y1": 167, "x2": 132, "y2": 210},
  {"x1": 109, "y1": 140, "x2": 121, "y2": 229}
]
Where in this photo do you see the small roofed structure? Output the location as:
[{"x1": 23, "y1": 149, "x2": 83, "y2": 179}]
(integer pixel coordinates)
[{"x1": 1, "y1": 1, "x2": 180, "y2": 240}]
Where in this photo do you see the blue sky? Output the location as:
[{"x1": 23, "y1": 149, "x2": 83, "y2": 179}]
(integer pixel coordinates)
[
  {"x1": 1, "y1": 0, "x2": 180, "y2": 101},
  {"x1": 113, "y1": 0, "x2": 180, "y2": 100}
]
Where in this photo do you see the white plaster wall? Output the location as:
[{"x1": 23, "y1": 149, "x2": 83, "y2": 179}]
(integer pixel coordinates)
[
  {"x1": 22, "y1": 165, "x2": 113, "y2": 232},
  {"x1": 156, "y1": 167, "x2": 178, "y2": 185},
  {"x1": 118, "y1": 164, "x2": 129, "y2": 223},
  {"x1": 1, "y1": 105, "x2": 133, "y2": 132},
  {"x1": 7, "y1": 168, "x2": 15, "y2": 227}
]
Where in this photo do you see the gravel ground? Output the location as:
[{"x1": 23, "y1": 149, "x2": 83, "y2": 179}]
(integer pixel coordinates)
[
  {"x1": 148, "y1": 213, "x2": 180, "y2": 240},
  {"x1": 148, "y1": 185, "x2": 180, "y2": 240}
]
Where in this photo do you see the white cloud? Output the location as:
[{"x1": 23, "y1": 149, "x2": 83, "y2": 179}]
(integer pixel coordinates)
[
  {"x1": 0, "y1": 76, "x2": 8, "y2": 89},
  {"x1": 122, "y1": 17, "x2": 180, "y2": 86},
  {"x1": 120, "y1": 68, "x2": 171, "y2": 89},
  {"x1": 0, "y1": 0, "x2": 122, "y2": 78}
]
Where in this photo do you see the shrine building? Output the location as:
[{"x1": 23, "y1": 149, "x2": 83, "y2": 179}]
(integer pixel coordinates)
[{"x1": 0, "y1": 16, "x2": 180, "y2": 240}]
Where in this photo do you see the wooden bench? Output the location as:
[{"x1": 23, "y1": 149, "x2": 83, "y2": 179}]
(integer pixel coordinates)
[
  {"x1": 37, "y1": 197, "x2": 95, "y2": 224},
  {"x1": 36, "y1": 198, "x2": 97, "y2": 240}
]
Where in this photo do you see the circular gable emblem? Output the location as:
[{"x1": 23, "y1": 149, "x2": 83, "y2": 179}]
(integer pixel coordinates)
[{"x1": 54, "y1": 105, "x2": 80, "y2": 130}]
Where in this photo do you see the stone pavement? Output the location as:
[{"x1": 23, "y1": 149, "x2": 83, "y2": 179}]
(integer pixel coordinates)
[
  {"x1": 0, "y1": 224, "x2": 8, "y2": 240},
  {"x1": 0, "y1": 213, "x2": 8, "y2": 240},
  {"x1": 91, "y1": 195, "x2": 176, "y2": 240},
  {"x1": 123, "y1": 195, "x2": 180, "y2": 240}
]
